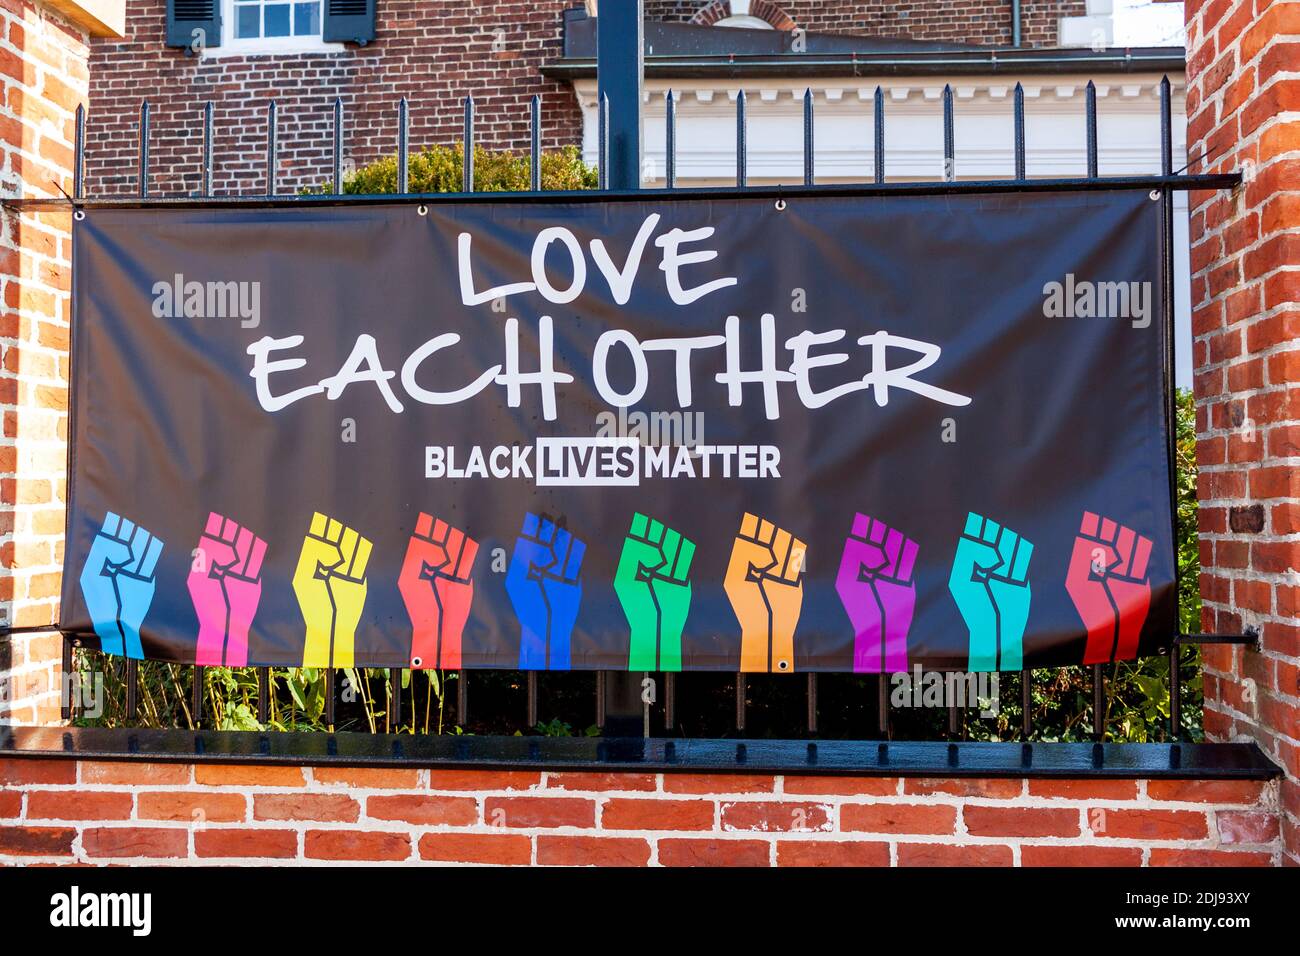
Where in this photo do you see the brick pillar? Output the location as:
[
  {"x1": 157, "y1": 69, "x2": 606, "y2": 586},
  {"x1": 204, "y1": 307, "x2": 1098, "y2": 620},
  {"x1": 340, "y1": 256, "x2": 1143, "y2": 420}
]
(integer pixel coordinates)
[
  {"x1": 0, "y1": 1, "x2": 122, "y2": 725},
  {"x1": 1185, "y1": 0, "x2": 1300, "y2": 865}
]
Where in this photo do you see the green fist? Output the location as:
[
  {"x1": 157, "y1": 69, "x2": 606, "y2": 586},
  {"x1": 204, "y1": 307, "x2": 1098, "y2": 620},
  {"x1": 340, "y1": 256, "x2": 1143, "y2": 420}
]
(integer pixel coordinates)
[{"x1": 614, "y1": 513, "x2": 695, "y2": 671}]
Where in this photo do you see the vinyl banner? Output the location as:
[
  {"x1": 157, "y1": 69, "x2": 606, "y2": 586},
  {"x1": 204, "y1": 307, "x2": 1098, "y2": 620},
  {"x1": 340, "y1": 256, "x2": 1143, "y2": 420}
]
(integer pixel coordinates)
[{"x1": 64, "y1": 191, "x2": 1176, "y2": 673}]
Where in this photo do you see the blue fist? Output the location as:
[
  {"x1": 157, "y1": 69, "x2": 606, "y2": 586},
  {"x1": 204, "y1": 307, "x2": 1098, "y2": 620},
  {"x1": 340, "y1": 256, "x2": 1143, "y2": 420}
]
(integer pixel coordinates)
[
  {"x1": 505, "y1": 513, "x2": 585, "y2": 670},
  {"x1": 78, "y1": 512, "x2": 165, "y2": 660}
]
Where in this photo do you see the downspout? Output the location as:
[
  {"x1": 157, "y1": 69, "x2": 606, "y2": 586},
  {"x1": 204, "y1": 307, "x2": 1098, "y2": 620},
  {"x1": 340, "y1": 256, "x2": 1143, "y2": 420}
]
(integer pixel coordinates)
[{"x1": 1012, "y1": 0, "x2": 1022, "y2": 46}]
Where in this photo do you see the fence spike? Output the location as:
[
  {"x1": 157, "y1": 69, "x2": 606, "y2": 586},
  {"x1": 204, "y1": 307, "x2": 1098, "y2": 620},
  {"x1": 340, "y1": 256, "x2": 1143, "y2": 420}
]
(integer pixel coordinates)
[
  {"x1": 1085, "y1": 80, "x2": 1098, "y2": 178},
  {"x1": 530, "y1": 94, "x2": 541, "y2": 192},
  {"x1": 736, "y1": 89, "x2": 747, "y2": 188},
  {"x1": 125, "y1": 658, "x2": 138, "y2": 720},
  {"x1": 60, "y1": 638, "x2": 73, "y2": 720},
  {"x1": 665, "y1": 89, "x2": 676, "y2": 189},
  {"x1": 942, "y1": 84, "x2": 955, "y2": 182},
  {"x1": 1021, "y1": 669, "x2": 1032, "y2": 739},
  {"x1": 874, "y1": 85, "x2": 885, "y2": 184},
  {"x1": 266, "y1": 100, "x2": 277, "y2": 197},
  {"x1": 803, "y1": 88, "x2": 814, "y2": 186},
  {"x1": 138, "y1": 101, "x2": 150, "y2": 199},
  {"x1": 806, "y1": 672, "x2": 817, "y2": 734},
  {"x1": 735, "y1": 672, "x2": 746, "y2": 732},
  {"x1": 1013, "y1": 82, "x2": 1026, "y2": 181},
  {"x1": 463, "y1": 95, "x2": 475, "y2": 192},
  {"x1": 397, "y1": 97, "x2": 408, "y2": 195},
  {"x1": 1092, "y1": 663, "x2": 1105, "y2": 742},
  {"x1": 192, "y1": 664, "x2": 204, "y2": 728},
  {"x1": 332, "y1": 96, "x2": 343, "y2": 196},
  {"x1": 74, "y1": 104, "x2": 85, "y2": 200},
  {"x1": 201, "y1": 102, "x2": 214, "y2": 197}
]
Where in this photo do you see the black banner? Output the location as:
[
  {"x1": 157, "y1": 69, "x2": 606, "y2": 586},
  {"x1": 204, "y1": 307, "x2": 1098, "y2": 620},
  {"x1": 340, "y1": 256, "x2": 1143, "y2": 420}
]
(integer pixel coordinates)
[{"x1": 64, "y1": 191, "x2": 1175, "y2": 672}]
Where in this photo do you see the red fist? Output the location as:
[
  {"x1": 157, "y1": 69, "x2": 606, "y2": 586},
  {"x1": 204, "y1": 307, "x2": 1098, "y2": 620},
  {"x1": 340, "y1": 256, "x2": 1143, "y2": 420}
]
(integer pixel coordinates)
[
  {"x1": 398, "y1": 513, "x2": 478, "y2": 669},
  {"x1": 1065, "y1": 512, "x2": 1153, "y2": 665}
]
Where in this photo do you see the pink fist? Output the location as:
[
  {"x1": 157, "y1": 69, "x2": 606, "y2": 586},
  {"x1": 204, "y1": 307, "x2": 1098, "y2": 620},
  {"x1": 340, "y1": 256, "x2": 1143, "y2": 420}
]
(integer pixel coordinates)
[{"x1": 188, "y1": 512, "x2": 267, "y2": 666}]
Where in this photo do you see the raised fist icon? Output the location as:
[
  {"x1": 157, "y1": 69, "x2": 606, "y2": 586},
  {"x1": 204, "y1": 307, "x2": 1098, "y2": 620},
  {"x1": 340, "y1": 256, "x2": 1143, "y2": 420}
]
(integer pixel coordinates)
[
  {"x1": 724, "y1": 512, "x2": 806, "y2": 674},
  {"x1": 614, "y1": 512, "x2": 695, "y2": 672},
  {"x1": 949, "y1": 512, "x2": 1033, "y2": 672},
  {"x1": 398, "y1": 513, "x2": 478, "y2": 670},
  {"x1": 78, "y1": 512, "x2": 164, "y2": 660},
  {"x1": 1066, "y1": 511, "x2": 1153, "y2": 665},
  {"x1": 505, "y1": 513, "x2": 585, "y2": 671},
  {"x1": 836, "y1": 513, "x2": 918, "y2": 674},
  {"x1": 188, "y1": 512, "x2": 266, "y2": 667},
  {"x1": 293, "y1": 512, "x2": 372, "y2": 668}
]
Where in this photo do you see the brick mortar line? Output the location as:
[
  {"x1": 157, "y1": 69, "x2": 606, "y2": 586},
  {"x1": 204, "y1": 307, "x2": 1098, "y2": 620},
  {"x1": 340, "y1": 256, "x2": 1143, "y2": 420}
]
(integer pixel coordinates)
[
  {"x1": 3, "y1": 823, "x2": 1277, "y2": 844},
  {"x1": 5, "y1": 808, "x2": 1270, "y2": 826},
  {"x1": 0, "y1": 829, "x2": 1281, "y2": 867}
]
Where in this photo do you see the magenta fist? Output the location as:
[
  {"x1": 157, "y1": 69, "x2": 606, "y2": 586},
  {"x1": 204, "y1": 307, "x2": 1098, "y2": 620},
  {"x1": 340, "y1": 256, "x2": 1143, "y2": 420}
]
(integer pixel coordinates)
[
  {"x1": 836, "y1": 513, "x2": 918, "y2": 673},
  {"x1": 188, "y1": 512, "x2": 267, "y2": 666}
]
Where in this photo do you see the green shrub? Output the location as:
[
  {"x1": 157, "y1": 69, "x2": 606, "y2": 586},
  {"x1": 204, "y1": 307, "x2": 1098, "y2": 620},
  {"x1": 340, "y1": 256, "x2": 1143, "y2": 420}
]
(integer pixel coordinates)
[{"x1": 317, "y1": 142, "x2": 597, "y2": 195}]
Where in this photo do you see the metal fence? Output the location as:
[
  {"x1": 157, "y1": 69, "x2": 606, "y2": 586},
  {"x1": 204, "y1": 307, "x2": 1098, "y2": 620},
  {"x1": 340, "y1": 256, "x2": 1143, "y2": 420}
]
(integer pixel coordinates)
[{"x1": 2, "y1": 41, "x2": 1254, "y2": 745}]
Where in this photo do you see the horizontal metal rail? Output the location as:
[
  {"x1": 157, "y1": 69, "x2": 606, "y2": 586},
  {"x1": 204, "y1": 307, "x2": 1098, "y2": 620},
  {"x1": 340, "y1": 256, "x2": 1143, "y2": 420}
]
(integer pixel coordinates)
[{"x1": 2, "y1": 173, "x2": 1240, "y2": 213}]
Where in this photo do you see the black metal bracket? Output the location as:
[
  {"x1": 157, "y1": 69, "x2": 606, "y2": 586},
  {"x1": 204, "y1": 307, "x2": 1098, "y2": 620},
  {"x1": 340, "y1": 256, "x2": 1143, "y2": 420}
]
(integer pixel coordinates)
[{"x1": 1176, "y1": 629, "x2": 1261, "y2": 649}]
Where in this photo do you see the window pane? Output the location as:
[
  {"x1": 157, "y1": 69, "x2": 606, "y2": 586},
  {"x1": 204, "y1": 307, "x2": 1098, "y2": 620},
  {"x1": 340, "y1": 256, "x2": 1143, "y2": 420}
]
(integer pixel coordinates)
[
  {"x1": 264, "y1": 3, "x2": 292, "y2": 38},
  {"x1": 236, "y1": 4, "x2": 260, "y2": 39},
  {"x1": 294, "y1": 2, "x2": 321, "y2": 36}
]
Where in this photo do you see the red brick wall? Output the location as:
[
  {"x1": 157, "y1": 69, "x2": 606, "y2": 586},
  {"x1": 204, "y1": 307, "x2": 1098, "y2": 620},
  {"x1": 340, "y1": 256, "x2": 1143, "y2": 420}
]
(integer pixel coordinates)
[
  {"x1": 1184, "y1": 0, "x2": 1300, "y2": 866},
  {"x1": 0, "y1": 0, "x2": 88, "y2": 725},
  {"x1": 0, "y1": 759, "x2": 1282, "y2": 865},
  {"x1": 644, "y1": 0, "x2": 1088, "y2": 47},
  {"x1": 85, "y1": 1, "x2": 585, "y2": 197}
]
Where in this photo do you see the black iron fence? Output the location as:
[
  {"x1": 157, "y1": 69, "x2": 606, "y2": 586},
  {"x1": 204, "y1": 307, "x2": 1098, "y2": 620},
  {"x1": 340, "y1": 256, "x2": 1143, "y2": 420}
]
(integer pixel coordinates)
[{"x1": 1, "y1": 62, "x2": 1253, "y2": 746}]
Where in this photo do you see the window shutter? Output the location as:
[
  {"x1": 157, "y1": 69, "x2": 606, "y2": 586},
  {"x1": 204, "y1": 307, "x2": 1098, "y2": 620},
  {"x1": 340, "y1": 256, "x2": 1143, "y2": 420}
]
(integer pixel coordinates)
[
  {"x1": 323, "y1": 0, "x2": 377, "y2": 44},
  {"x1": 166, "y1": 0, "x2": 221, "y2": 50}
]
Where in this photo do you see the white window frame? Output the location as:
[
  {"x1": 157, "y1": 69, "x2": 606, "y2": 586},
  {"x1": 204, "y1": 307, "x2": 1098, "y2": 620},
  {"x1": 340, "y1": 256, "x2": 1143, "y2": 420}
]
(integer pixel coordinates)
[{"x1": 204, "y1": 0, "x2": 345, "y2": 57}]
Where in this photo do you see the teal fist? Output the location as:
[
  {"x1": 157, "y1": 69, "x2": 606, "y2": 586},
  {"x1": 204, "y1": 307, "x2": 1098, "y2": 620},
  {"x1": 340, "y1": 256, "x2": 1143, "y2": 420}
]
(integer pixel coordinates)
[{"x1": 948, "y1": 512, "x2": 1033, "y2": 672}]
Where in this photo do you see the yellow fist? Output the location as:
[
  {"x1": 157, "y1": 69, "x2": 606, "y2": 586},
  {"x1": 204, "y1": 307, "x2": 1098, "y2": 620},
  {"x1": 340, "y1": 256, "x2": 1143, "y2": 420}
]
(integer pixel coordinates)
[{"x1": 293, "y1": 512, "x2": 372, "y2": 668}]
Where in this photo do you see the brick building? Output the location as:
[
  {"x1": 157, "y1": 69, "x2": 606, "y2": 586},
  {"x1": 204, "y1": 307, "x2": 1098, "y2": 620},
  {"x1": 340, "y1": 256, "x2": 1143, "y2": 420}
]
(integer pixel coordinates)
[
  {"x1": 1, "y1": 0, "x2": 1295, "y2": 869},
  {"x1": 82, "y1": 0, "x2": 1113, "y2": 197}
]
